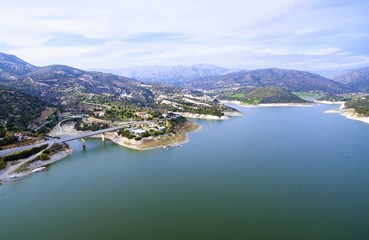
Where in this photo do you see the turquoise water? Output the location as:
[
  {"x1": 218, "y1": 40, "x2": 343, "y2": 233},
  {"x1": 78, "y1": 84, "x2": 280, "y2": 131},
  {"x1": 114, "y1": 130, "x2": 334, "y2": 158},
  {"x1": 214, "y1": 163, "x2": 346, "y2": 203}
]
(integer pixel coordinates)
[{"x1": 1, "y1": 104, "x2": 369, "y2": 239}]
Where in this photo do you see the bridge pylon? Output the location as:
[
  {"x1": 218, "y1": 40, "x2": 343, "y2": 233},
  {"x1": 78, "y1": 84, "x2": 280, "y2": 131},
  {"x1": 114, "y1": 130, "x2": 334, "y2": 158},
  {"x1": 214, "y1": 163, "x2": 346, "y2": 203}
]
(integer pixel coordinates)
[{"x1": 81, "y1": 137, "x2": 86, "y2": 147}]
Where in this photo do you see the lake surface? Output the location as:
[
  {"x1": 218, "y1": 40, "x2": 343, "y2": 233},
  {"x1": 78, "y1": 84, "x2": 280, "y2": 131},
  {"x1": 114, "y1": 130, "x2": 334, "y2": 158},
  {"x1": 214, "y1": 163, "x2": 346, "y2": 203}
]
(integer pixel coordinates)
[{"x1": 1, "y1": 104, "x2": 369, "y2": 240}]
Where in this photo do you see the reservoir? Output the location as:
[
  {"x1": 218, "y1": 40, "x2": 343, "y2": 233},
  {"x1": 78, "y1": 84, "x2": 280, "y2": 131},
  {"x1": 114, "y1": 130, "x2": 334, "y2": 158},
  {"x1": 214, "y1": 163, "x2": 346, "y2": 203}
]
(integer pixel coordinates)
[{"x1": 1, "y1": 103, "x2": 369, "y2": 239}]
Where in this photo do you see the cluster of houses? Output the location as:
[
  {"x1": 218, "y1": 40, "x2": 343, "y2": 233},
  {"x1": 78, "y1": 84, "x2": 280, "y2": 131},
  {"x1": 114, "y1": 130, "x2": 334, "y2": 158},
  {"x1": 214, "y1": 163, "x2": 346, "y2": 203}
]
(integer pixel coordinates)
[
  {"x1": 89, "y1": 110, "x2": 181, "y2": 137},
  {"x1": 126, "y1": 112, "x2": 180, "y2": 136},
  {"x1": 127, "y1": 123, "x2": 167, "y2": 135},
  {"x1": 14, "y1": 133, "x2": 31, "y2": 141},
  {"x1": 135, "y1": 112, "x2": 152, "y2": 119},
  {"x1": 162, "y1": 112, "x2": 180, "y2": 119},
  {"x1": 93, "y1": 110, "x2": 180, "y2": 121},
  {"x1": 94, "y1": 111, "x2": 105, "y2": 117}
]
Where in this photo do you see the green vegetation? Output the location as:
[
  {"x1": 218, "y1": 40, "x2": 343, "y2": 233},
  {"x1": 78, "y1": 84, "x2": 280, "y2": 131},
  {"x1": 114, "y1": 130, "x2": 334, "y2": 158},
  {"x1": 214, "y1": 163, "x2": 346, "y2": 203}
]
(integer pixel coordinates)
[
  {"x1": 243, "y1": 97, "x2": 261, "y2": 105},
  {"x1": 222, "y1": 86, "x2": 307, "y2": 104},
  {"x1": 317, "y1": 95, "x2": 352, "y2": 102},
  {"x1": 230, "y1": 93, "x2": 245, "y2": 99},
  {"x1": 293, "y1": 91, "x2": 326, "y2": 99},
  {"x1": 169, "y1": 100, "x2": 224, "y2": 117},
  {"x1": 0, "y1": 87, "x2": 49, "y2": 131},
  {"x1": 14, "y1": 162, "x2": 30, "y2": 173},
  {"x1": 184, "y1": 107, "x2": 224, "y2": 117},
  {"x1": 39, "y1": 153, "x2": 50, "y2": 161},
  {"x1": 0, "y1": 131, "x2": 18, "y2": 146},
  {"x1": 2, "y1": 144, "x2": 48, "y2": 162},
  {"x1": 166, "y1": 116, "x2": 187, "y2": 133},
  {"x1": 72, "y1": 119, "x2": 110, "y2": 131},
  {"x1": 0, "y1": 158, "x2": 6, "y2": 170},
  {"x1": 36, "y1": 111, "x2": 61, "y2": 134},
  {"x1": 118, "y1": 128, "x2": 136, "y2": 139},
  {"x1": 105, "y1": 108, "x2": 135, "y2": 120},
  {"x1": 345, "y1": 96, "x2": 369, "y2": 115},
  {"x1": 46, "y1": 143, "x2": 69, "y2": 156},
  {"x1": 0, "y1": 128, "x2": 5, "y2": 138}
]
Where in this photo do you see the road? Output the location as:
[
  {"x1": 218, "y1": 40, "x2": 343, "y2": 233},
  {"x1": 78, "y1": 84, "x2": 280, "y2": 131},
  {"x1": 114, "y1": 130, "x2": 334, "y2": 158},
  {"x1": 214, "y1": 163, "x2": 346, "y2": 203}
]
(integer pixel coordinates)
[
  {"x1": 0, "y1": 142, "x2": 53, "y2": 180},
  {"x1": 0, "y1": 141, "x2": 51, "y2": 157},
  {"x1": 0, "y1": 121, "x2": 151, "y2": 157},
  {"x1": 54, "y1": 121, "x2": 150, "y2": 143}
]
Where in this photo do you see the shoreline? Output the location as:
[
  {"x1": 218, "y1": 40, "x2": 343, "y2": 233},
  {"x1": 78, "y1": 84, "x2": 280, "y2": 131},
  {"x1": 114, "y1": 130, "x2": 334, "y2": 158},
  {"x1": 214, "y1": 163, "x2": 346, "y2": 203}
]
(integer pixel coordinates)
[
  {"x1": 51, "y1": 120, "x2": 201, "y2": 151},
  {"x1": 176, "y1": 112, "x2": 229, "y2": 120},
  {"x1": 105, "y1": 121, "x2": 201, "y2": 151},
  {"x1": 314, "y1": 100, "x2": 345, "y2": 105},
  {"x1": 221, "y1": 100, "x2": 315, "y2": 108},
  {"x1": 324, "y1": 102, "x2": 369, "y2": 125},
  {"x1": 0, "y1": 147, "x2": 72, "y2": 185},
  {"x1": 1, "y1": 121, "x2": 200, "y2": 185}
]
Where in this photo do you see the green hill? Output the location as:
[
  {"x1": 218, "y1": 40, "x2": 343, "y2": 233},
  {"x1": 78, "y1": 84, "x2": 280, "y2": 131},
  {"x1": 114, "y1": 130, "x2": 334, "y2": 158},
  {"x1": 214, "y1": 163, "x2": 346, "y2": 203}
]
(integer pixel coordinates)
[
  {"x1": 345, "y1": 96, "x2": 369, "y2": 115},
  {"x1": 0, "y1": 87, "x2": 49, "y2": 131},
  {"x1": 222, "y1": 86, "x2": 307, "y2": 104}
]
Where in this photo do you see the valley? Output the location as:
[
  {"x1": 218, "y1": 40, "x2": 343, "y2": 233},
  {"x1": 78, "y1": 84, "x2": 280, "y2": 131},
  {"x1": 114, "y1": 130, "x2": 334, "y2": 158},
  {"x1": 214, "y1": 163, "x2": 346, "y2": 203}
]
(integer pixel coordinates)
[{"x1": 1, "y1": 52, "x2": 369, "y2": 185}]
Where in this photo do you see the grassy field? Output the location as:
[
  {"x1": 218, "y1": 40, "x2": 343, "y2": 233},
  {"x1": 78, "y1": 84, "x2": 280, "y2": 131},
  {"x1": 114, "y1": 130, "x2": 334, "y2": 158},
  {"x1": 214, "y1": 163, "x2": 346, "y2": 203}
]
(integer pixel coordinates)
[
  {"x1": 229, "y1": 93, "x2": 245, "y2": 99},
  {"x1": 293, "y1": 92, "x2": 326, "y2": 99}
]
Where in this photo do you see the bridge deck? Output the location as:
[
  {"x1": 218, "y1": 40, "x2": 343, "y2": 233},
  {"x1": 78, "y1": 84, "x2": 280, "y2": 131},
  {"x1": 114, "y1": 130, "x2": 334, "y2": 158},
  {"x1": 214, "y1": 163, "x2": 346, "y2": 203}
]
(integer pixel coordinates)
[
  {"x1": 0, "y1": 121, "x2": 151, "y2": 157},
  {"x1": 56, "y1": 121, "x2": 150, "y2": 143}
]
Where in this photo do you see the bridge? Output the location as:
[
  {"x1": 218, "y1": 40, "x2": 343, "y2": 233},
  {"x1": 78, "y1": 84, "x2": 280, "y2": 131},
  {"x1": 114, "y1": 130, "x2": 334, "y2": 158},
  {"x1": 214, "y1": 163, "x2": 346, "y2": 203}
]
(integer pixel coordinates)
[
  {"x1": 55, "y1": 125, "x2": 126, "y2": 145},
  {"x1": 0, "y1": 121, "x2": 151, "y2": 157},
  {"x1": 57, "y1": 121, "x2": 150, "y2": 145}
]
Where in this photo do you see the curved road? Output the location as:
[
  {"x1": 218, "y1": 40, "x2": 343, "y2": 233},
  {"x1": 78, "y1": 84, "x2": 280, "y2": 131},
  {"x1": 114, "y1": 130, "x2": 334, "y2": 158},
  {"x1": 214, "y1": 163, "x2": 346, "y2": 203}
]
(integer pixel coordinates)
[
  {"x1": 0, "y1": 142, "x2": 53, "y2": 180},
  {"x1": 0, "y1": 141, "x2": 51, "y2": 157}
]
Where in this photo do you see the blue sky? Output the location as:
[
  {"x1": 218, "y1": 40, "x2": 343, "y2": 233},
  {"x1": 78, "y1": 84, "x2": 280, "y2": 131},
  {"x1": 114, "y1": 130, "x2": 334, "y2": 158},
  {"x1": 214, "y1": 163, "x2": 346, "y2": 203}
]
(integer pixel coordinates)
[{"x1": 1, "y1": 0, "x2": 369, "y2": 74}]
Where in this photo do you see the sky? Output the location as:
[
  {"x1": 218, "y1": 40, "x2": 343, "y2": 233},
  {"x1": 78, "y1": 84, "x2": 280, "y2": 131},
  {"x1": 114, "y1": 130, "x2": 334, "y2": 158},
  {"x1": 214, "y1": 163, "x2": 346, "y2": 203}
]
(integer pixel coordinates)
[{"x1": 1, "y1": 0, "x2": 369, "y2": 74}]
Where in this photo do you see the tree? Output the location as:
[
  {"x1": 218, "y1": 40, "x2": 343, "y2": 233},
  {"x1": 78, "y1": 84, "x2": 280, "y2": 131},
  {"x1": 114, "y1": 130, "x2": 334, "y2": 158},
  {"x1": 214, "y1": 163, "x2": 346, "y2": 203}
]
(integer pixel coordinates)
[
  {"x1": 0, "y1": 158, "x2": 6, "y2": 170},
  {"x1": 39, "y1": 153, "x2": 50, "y2": 161},
  {"x1": 0, "y1": 128, "x2": 5, "y2": 138},
  {"x1": 3, "y1": 131, "x2": 17, "y2": 145}
]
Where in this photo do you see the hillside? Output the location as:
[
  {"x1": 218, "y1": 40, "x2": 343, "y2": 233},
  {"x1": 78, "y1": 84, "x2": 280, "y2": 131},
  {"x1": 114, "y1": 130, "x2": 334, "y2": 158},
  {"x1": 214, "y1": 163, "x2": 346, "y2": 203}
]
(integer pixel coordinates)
[
  {"x1": 0, "y1": 87, "x2": 50, "y2": 131},
  {"x1": 0, "y1": 53, "x2": 36, "y2": 75},
  {"x1": 0, "y1": 53, "x2": 155, "y2": 107},
  {"x1": 345, "y1": 96, "x2": 369, "y2": 115},
  {"x1": 97, "y1": 64, "x2": 236, "y2": 83},
  {"x1": 188, "y1": 68, "x2": 349, "y2": 94},
  {"x1": 0, "y1": 52, "x2": 234, "y2": 118},
  {"x1": 220, "y1": 86, "x2": 307, "y2": 104},
  {"x1": 333, "y1": 67, "x2": 369, "y2": 92}
]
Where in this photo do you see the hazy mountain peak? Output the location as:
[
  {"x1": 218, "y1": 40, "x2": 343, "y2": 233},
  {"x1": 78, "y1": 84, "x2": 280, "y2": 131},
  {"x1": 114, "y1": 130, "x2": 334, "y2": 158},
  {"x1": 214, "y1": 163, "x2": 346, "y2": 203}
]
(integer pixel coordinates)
[
  {"x1": 333, "y1": 66, "x2": 369, "y2": 92},
  {"x1": 0, "y1": 52, "x2": 36, "y2": 75},
  {"x1": 93, "y1": 64, "x2": 238, "y2": 83}
]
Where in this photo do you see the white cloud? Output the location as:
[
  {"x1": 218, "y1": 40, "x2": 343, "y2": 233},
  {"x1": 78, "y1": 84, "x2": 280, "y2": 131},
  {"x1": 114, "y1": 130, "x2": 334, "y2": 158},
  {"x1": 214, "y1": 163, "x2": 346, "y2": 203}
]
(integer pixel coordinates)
[
  {"x1": 298, "y1": 48, "x2": 340, "y2": 56},
  {"x1": 1, "y1": 0, "x2": 369, "y2": 71}
]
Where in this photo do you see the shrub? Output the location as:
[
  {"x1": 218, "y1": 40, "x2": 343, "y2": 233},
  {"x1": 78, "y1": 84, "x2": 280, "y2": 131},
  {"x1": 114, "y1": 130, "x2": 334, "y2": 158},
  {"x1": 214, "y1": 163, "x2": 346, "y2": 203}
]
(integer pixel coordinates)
[
  {"x1": 39, "y1": 153, "x2": 50, "y2": 161},
  {"x1": 2, "y1": 144, "x2": 48, "y2": 162},
  {"x1": 134, "y1": 136, "x2": 142, "y2": 141},
  {"x1": 0, "y1": 158, "x2": 6, "y2": 170}
]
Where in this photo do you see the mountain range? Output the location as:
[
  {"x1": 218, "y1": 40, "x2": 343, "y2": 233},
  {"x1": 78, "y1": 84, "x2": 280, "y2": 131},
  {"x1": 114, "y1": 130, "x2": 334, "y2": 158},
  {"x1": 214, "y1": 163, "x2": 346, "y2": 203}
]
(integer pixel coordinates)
[
  {"x1": 333, "y1": 67, "x2": 369, "y2": 92},
  {"x1": 187, "y1": 68, "x2": 351, "y2": 94},
  {"x1": 92, "y1": 64, "x2": 237, "y2": 83},
  {"x1": 1, "y1": 52, "x2": 369, "y2": 105},
  {"x1": 0, "y1": 53, "x2": 154, "y2": 106},
  {"x1": 1, "y1": 52, "x2": 369, "y2": 131},
  {"x1": 96, "y1": 64, "x2": 369, "y2": 94}
]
